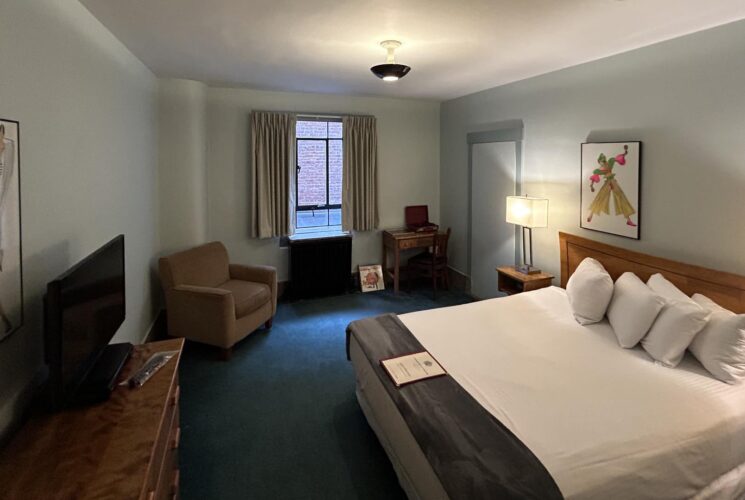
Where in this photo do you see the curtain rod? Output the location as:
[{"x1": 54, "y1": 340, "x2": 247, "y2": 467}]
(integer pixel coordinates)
[
  {"x1": 297, "y1": 113, "x2": 343, "y2": 119},
  {"x1": 252, "y1": 110, "x2": 375, "y2": 120}
]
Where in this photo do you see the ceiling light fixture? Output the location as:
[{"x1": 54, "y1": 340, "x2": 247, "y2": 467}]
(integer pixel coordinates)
[{"x1": 370, "y1": 40, "x2": 411, "y2": 82}]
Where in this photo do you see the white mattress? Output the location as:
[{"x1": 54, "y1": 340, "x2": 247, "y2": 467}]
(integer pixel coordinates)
[{"x1": 397, "y1": 286, "x2": 745, "y2": 500}]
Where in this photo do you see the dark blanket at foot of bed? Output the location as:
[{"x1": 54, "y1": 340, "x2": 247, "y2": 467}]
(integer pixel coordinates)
[{"x1": 346, "y1": 313, "x2": 563, "y2": 500}]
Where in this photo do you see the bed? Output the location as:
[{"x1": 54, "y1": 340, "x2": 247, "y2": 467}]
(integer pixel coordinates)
[{"x1": 347, "y1": 232, "x2": 745, "y2": 500}]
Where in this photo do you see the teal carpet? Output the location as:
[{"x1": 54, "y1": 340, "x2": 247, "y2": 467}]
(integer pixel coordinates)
[{"x1": 178, "y1": 288, "x2": 472, "y2": 500}]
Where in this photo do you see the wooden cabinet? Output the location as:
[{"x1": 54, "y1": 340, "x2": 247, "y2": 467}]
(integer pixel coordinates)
[
  {"x1": 497, "y1": 266, "x2": 554, "y2": 295},
  {"x1": 0, "y1": 339, "x2": 184, "y2": 500}
]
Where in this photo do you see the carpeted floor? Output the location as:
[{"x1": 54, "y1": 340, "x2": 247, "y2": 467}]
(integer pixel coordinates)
[{"x1": 179, "y1": 287, "x2": 473, "y2": 500}]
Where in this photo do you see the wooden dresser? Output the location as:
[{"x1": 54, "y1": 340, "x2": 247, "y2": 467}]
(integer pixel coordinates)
[{"x1": 0, "y1": 338, "x2": 184, "y2": 500}]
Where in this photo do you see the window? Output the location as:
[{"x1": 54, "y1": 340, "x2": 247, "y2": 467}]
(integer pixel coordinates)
[{"x1": 295, "y1": 119, "x2": 342, "y2": 231}]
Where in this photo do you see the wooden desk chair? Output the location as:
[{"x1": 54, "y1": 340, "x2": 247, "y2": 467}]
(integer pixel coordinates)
[{"x1": 406, "y1": 228, "x2": 451, "y2": 299}]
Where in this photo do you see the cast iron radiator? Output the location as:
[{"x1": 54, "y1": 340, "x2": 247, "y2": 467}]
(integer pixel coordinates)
[{"x1": 289, "y1": 234, "x2": 352, "y2": 298}]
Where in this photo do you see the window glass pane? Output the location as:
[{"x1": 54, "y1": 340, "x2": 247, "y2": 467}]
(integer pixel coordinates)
[
  {"x1": 328, "y1": 122, "x2": 342, "y2": 139},
  {"x1": 329, "y1": 139, "x2": 342, "y2": 206},
  {"x1": 297, "y1": 140, "x2": 327, "y2": 207},
  {"x1": 295, "y1": 120, "x2": 343, "y2": 229},
  {"x1": 329, "y1": 208, "x2": 341, "y2": 226},
  {"x1": 296, "y1": 209, "x2": 329, "y2": 228},
  {"x1": 296, "y1": 120, "x2": 328, "y2": 139}
]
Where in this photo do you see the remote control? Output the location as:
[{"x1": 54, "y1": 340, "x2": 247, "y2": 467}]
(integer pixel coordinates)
[{"x1": 127, "y1": 351, "x2": 176, "y2": 388}]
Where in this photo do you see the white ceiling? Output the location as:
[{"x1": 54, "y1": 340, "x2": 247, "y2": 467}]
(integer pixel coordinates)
[{"x1": 80, "y1": 0, "x2": 745, "y2": 101}]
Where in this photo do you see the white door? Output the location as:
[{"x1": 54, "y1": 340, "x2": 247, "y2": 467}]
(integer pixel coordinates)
[{"x1": 470, "y1": 142, "x2": 516, "y2": 299}]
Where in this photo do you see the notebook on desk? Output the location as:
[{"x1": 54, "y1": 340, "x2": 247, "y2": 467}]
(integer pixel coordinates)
[{"x1": 405, "y1": 205, "x2": 439, "y2": 232}]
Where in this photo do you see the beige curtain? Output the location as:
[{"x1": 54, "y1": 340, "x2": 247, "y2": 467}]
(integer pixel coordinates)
[
  {"x1": 250, "y1": 111, "x2": 296, "y2": 238},
  {"x1": 342, "y1": 115, "x2": 378, "y2": 232}
]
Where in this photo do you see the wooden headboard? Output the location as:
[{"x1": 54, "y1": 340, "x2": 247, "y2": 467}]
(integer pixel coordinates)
[{"x1": 559, "y1": 232, "x2": 745, "y2": 313}]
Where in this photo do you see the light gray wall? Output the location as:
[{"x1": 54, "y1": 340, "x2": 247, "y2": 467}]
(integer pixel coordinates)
[
  {"x1": 0, "y1": 0, "x2": 159, "y2": 439},
  {"x1": 158, "y1": 79, "x2": 208, "y2": 254},
  {"x1": 206, "y1": 87, "x2": 440, "y2": 280},
  {"x1": 441, "y1": 20, "x2": 745, "y2": 282}
]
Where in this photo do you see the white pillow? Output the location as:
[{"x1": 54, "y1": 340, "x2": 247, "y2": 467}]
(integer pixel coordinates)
[
  {"x1": 607, "y1": 272, "x2": 665, "y2": 348},
  {"x1": 647, "y1": 273, "x2": 689, "y2": 302},
  {"x1": 566, "y1": 258, "x2": 614, "y2": 325},
  {"x1": 641, "y1": 274, "x2": 710, "y2": 367},
  {"x1": 689, "y1": 294, "x2": 745, "y2": 384}
]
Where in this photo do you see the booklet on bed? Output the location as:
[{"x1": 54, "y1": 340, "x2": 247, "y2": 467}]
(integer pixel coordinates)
[{"x1": 381, "y1": 351, "x2": 446, "y2": 387}]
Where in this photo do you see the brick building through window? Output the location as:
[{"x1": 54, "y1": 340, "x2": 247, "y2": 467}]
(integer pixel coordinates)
[{"x1": 296, "y1": 119, "x2": 342, "y2": 230}]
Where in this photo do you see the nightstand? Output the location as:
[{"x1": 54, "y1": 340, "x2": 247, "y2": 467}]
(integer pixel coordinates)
[{"x1": 496, "y1": 266, "x2": 554, "y2": 295}]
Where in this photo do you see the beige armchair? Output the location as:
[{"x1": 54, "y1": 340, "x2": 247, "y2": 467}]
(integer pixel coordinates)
[{"x1": 158, "y1": 242, "x2": 277, "y2": 358}]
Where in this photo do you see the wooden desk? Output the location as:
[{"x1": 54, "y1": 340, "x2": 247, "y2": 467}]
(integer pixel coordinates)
[
  {"x1": 0, "y1": 338, "x2": 184, "y2": 500},
  {"x1": 382, "y1": 229, "x2": 436, "y2": 294}
]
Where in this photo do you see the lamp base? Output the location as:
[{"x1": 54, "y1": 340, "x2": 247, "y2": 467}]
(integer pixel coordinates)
[{"x1": 516, "y1": 265, "x2": 542, "y2": 275}]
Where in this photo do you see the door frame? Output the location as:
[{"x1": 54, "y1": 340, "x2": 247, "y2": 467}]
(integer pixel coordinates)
[{"x1": 466, "y1": 120, "x2": 524, "y2": 281}]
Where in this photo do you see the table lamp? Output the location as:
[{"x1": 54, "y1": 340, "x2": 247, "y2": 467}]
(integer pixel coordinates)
[{"x1": 506, "y1": 195, "x2": 549, "y2": 274}]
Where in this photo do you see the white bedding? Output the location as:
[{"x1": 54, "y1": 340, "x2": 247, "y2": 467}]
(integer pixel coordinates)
[{"x1": 397, "y1": 286, "x2": 745, "y2": 500}]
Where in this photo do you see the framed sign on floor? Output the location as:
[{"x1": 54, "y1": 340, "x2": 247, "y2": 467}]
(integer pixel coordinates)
[{"x1": 359, "y1": 265, "x2": 385, "y2": 292}]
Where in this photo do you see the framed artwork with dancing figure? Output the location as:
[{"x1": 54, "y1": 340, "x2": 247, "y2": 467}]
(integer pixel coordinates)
[
  {"x1": 0, "y1": 119, "x2": 23, "y2": 341},
  {"x1": 581, "y1": 141, "x2": 641, "y2": 239}
]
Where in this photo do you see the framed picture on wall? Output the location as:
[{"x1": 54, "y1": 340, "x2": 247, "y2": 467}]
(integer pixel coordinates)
[
  {"x1": 0, "y1": 119, "x2": 23, "y2": 341},
  {"x1": 580, "y1": 141, "x2": 641, "y2": 239}
]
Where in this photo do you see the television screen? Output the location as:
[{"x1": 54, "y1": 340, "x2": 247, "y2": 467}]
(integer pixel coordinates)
[{"x1": 45, "y1": 235, "x2": 125, "y2": 406}]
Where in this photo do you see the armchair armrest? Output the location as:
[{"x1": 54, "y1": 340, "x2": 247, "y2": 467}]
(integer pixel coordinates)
[
  {"x1": 174, "y1": 284, "x2": 232, "y2": 298},
  {"x1": 229, "y1": 264, "x2": 276, "y2": 286},
  {"x1": 229, "y1": 264, "x2": 277, "y2": 315},
  {"x1": 166, "y1": 285, "x2": 235, "y2": 348}
]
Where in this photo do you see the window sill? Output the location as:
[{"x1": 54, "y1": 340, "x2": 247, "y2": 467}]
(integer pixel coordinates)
[{"x1": 289, "y1": 228, "x2": 350, "y2": 241}]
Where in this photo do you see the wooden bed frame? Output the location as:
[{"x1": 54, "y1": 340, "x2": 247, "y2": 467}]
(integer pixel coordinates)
[{"x1": 559, "y1": 232, "x2": 745, "y2": 313}]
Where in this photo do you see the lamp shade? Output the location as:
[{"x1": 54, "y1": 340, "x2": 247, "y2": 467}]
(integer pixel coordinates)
[
  {"x1": 370, "y1": 64, "x2": 411, "y2": 81},
  {"x1": 506, "y1": 196, "x2": 549, "y2": 228}
]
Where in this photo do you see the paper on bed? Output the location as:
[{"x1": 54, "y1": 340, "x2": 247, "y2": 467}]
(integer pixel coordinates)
[{"x1": 381, "y1": 351, "x2": 445, "y2": 387}]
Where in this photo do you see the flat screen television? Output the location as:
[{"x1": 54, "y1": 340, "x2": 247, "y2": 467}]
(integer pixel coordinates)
[{"x1": 44, "y1": 235, "x2": 129, "y2": 408}]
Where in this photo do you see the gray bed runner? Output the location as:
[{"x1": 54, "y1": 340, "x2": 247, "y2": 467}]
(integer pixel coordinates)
[{"x1": 347, "y1": 313, "x2": 563, "y2": 500}]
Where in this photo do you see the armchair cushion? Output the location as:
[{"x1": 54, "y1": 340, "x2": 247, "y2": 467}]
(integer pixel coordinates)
[
  {"x1": 229, "y1": 264, "x2": 278, "y2": 314},
  {"x1": 220, "y1": 280, "x2": 271, "y2": 318}
]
